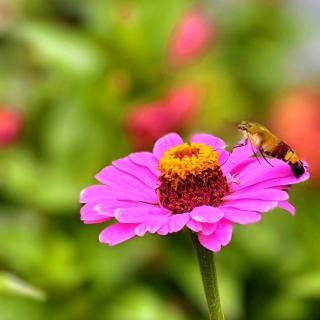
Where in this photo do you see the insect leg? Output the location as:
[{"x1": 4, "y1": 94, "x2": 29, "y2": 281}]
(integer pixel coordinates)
[
  {"x1": 244, "y1": 135, "x2": 261, "y2": 164},
  {"x1": 259, "y1": 148, "x2": 274, "y2": 167},
  {"x1": 251, "y1": 146, "x2": 261, "y2": 164},
  {"x1": 233, "y1": 138, "x2": 248, "y2": 149},
  {"x1": 219, "y1": 152, "x2": 231, "y2": 166}
]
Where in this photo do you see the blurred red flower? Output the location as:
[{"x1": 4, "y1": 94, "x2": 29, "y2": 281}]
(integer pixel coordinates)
[
  {"x1": 270, "y1": 89, "x2": 320, "y2": 180},
  {"x1": 169, "y1": 8, "x2": 214, "y2": 65},
  {"x1": 0, "y1": 108, "x2": 22, "y2": 147},
  {"x1": 126, "y1": 85, "x2": 201, "y2": 150}
]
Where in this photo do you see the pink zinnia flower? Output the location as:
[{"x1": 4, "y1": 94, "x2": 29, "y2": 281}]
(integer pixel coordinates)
[
  {"x1": 0, "y1": 107, "x2": 22, "y2": 147},
  {"x1": 126, "y1": 85, "x2": 200, "y2": 150},
  {"x1": 80, "y1": 133, "x2": 309, "y2": 252},
  {"x1": 169, "y1": 8, "x2": 214, "y2": 65}
]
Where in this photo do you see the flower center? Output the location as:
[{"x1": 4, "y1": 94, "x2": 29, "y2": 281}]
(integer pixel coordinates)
[{"x1": 157, "y1": 143, "x2": 229, "y2": 214}]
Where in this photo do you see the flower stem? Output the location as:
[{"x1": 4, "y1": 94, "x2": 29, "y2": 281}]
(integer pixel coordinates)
[{"x1": 190, "y1": 232, "x2": 224, "y2": 320}]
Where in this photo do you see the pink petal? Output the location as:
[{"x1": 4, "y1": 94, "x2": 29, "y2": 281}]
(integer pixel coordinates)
[
  {"x1": 157, "y1": 224, "x2": 169, "y2": 236},
  {"x1": 80, "y1": 185, "x2": 157, "y2": 203},
  {"x1": 99, "y1": 223, "x2": 138, "y2": 246},
  {"x1": 94, "y1": 199, "x2": 141, "y2": 215},
  {"x1": 167, "y1": 213, "x2": 190, "y2": 233},
  {"x1": 112, "y1": 156, "x2": 158, "y2": 189},
  {"x1": 236, "y1": 159, "x2": 290, "y2": 186},
  {"x1": 129, "y1": 152, "x2": 160, "y2": 176},
  {"x1": 229, "y1": 158, "x2": 257, "y2": 175},
  {"x1": 215, "y1": 221, "x2": 233, "y2": 246},
  {"x1": 95, "y1": 166, "x2": 158, "y2": 203},
  {"x1": 235, "y1": 159, "x2": 309, "y2": 191},
  {"x1": 80, "y1": 185, "x2": 110, "y2": 203},
  {"x1": 190, "y1": 206, "x2": 224, "y2": 223},
  {"x1": 224, "y1": 189, "x2": 288, "y2": 201},
  {"x1": 135, "y1": 216, "x2": 169, "y2": 236},
  {"x1": 198, "y1": 233, "x2": 222, "y2": 252},
  {"x1": 278, "y1": 201, "x2": 295, "y2": 215},
  {"x1": 198, "y1": 221, "x2": 233, "y2": 252},
  {"x1": 80, "y1": 203, "x2": 112, "y2": 224},
  {"x1": 222, "y1": 207, "x2": 262, "y2": 224},
  {"x1": 186, "y1": 219, "x2": 203, "y2": 232},
  {"x1": 157, "y1": 213, "x2": 190, "y2": 235},
  {"x1": 238, "y1": 173, "x2": 309, "y2": 192},
  {"x1": 190, "y1": 133, "x2": 225, "y2": 150},
  {"x1": 115, "y1": 206, "x2": 169, "y2": 223},
  {"x1": 96, "y1": 165, "x2": 154, "y2": 190},
  {"x1": 223, "y1": 199, "x2": 278, "y2": 212},
  {"x1": 201, "y1": 223, "x2": 217, "y2": 235},
  {"x1": 153, "y1": 133, "x2": 184, "y2": 159}
]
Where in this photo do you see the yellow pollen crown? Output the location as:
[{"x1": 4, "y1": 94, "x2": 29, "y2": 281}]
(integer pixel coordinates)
[{"x1": 158, "y1": 143, "x2": 219, "y2": 180}]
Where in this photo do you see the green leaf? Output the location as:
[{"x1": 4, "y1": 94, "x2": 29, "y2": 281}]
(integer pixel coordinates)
[
  {"x1": 17, "y1": 22, "x2": 106, "y2": 76},
  {"x1": 105, "y1": 286, "x2": 186, "y2": 320},
  {"x1": 0, "y1": 272, "x2": 46, "y2": 301},
  {"x1": 287, "y1": 271, "x2": 320, "y2": 299}
]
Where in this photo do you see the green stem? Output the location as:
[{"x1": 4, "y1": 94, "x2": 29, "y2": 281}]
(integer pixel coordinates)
[{"x1": 190, "y1": 232, "x2": 224, "y2": 320}]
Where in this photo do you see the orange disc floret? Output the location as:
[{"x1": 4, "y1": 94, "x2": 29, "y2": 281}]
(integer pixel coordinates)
[{"x1": 158, "y1": 143, "x2": 219, "y2": 181}]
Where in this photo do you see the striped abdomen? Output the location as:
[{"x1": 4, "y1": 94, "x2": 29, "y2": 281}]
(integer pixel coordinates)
[{"x1": 265, "y1": 141, "x2": 305, "y2": 178}]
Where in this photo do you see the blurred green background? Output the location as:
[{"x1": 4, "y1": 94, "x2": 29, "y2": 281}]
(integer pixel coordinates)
[{"x1": 1, "y1": 0, "x2": 320, "y2": 319}]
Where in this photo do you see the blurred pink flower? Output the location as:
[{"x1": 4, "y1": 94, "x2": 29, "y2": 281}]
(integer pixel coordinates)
[
  {"x1": 0, "y1": 0, "x2": 15, "y2": 31},
  {"x1": 169, "y1": 8, "x2": 214, "y2": 65},
  {"x1": 126, "y1": 85, "x2": 201, "y2": 150},
  {"x1": 0, "y1": 107, "x2": 22, "y2": 147},
  {"x1": 80, "y1": 133, "x2": 309, "y2": 252},
  {"x1": 271, "y1": 89, "x2": 320, "y2": 180}
]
